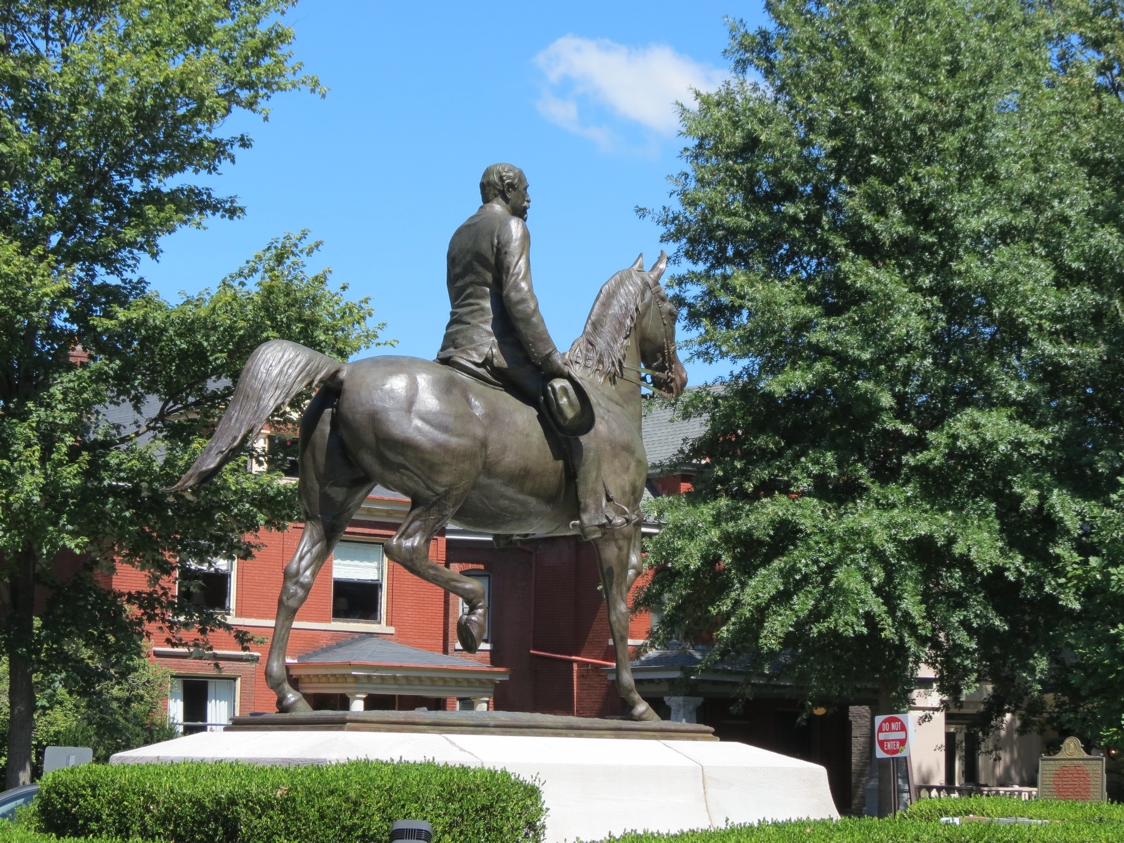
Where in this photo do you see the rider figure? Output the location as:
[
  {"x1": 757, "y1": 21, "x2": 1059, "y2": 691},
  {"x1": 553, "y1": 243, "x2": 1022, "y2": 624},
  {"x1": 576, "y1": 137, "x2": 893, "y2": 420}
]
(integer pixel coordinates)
[{"x1": 437, "y1": 163, "x2": 628, "y2": 540}]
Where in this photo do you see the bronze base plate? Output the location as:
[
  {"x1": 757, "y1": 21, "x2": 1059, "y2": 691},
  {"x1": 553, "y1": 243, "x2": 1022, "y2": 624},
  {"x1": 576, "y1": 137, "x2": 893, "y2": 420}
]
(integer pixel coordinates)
[{"x1": 228, "y1": 710, "x2": 717, "y2": 741}]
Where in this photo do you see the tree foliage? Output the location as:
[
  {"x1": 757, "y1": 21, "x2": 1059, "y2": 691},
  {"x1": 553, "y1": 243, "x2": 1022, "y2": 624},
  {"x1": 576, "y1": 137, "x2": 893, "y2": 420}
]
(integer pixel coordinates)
[
  {"x1": 642, "y1": 0, "x2": 1124, "y2": 744},
  {"x1": 0, "y1": 0, "x2": 324, "y2": 279},
  {"x1": 0, "y1": 649, "x2": 178, "y2": 777},
  {"x1": 0, "y1": 1, "x2": 384, "y2": 784}
]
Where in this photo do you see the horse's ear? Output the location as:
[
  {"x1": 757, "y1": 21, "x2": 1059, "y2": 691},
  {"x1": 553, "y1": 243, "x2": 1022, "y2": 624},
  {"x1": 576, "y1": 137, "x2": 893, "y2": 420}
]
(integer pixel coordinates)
[
  {"x1": 648, "y1": 251, "x2": 668, "y2": 283},
  {"x1": 630, "y1": 253, "x2": 644, "y2": 271}
]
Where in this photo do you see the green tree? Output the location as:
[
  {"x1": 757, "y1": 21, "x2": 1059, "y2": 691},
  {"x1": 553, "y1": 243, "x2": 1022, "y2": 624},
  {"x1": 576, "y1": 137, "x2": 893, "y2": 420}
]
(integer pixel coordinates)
[
  {"x1": 642, "y1": 0, "x2": 1124, "y2": 743},
  {"x1": 0, "y1": 648, "x2": 179, "y2": 776},
  {"x1": 0, "y1": 1, "x2": 384, "y2": 785}
]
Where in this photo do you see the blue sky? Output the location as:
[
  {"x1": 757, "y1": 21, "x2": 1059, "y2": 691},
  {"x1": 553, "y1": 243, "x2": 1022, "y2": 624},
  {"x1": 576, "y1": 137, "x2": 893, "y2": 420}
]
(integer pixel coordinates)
[{"x1": 139, "y1": 1, "x2": 770, "y2": 386}]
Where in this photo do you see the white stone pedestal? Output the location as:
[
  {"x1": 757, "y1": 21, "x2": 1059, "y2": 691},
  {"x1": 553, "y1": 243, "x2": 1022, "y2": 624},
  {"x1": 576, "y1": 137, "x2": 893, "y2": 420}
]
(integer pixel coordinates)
[{"x1": 112, "y1": 730, "x2": 838, "y2": 843}]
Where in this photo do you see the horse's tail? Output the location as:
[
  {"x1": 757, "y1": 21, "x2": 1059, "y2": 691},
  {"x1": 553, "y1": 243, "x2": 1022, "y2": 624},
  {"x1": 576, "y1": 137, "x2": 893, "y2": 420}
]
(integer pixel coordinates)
[{"x1": 165, "y1": 340, "x2": 344, "y2": 492}]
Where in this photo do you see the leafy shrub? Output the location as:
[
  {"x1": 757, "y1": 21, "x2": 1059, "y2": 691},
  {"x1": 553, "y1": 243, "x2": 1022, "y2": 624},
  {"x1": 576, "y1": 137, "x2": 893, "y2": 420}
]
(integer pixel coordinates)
[
  {"x1": 905, "y1": 796, "x2": 1124, "y2": 823},
  {"x1": 35, "y1": 760, "x2": 545, "y2": 843},
  {"x1": 583, "y1": 817, "x2": 1123, "y2": 842},
  {"x1": 0, "y1": 823, "x2": 114, "y2": 843}
]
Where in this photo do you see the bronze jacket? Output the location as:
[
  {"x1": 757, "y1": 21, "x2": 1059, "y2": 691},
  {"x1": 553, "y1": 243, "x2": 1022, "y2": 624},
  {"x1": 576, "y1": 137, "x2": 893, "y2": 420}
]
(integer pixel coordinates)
[{"x1": 437, "y1": 203, "x2": 559, "y2": 370}]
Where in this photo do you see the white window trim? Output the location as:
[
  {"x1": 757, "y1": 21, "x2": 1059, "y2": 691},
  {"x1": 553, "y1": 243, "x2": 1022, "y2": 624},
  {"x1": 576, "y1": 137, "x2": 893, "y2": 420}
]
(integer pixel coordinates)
[
  {"x1": 453, "y1": 642, "x2": 493, "y2": 652},
  {"x1": 228, "y1": 558, "x2": 238, "y2": 617},
  {"x1": 227, "y1": 616, "x2": 395, "y2": 634}
]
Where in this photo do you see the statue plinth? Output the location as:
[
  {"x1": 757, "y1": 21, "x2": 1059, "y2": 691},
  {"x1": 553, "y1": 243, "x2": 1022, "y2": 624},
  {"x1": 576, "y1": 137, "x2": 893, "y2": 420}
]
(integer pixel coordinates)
[
  {"x1": 227, "y1": 709, "x2": 717, "y2": 740},
  {"x1": 114, "y1": 711, "x2": 838, "y2": 842}
]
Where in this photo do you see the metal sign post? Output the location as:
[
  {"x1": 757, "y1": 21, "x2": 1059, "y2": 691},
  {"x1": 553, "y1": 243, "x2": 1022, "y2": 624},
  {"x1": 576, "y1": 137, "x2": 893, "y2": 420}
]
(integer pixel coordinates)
[{"x1": 890, "y1": 756, "x2": 897, "y2": 816}]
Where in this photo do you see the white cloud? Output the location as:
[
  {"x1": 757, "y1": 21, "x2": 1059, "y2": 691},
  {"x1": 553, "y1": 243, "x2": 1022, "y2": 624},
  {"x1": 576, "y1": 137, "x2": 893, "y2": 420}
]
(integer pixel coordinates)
[{"x1": 534, "y1": 36, "x2": 726, "y2": 148}]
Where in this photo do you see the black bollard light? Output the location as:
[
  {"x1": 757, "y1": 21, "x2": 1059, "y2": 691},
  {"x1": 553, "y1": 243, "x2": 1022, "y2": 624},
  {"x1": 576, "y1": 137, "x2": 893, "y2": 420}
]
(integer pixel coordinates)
[{"x1": 390, "y1": 820, "x2": 433, "y2": 842}]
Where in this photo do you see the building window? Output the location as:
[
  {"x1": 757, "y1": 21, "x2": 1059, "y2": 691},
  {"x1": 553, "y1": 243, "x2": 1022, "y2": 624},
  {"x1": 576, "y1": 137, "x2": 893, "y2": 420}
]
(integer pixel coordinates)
[
  {"x1": 168, "y1": 677, "x2": 236, "y2": 735},
  {"x1": 459, "y1": 571, "x2": 491, "y2": 643},
  {"x1": 332, "y1": 541, "x2": 384, "y2": 622},
  {"x1": 963, "y1": 731, "x2": 980, "y2": 784},
  {"x1": 945, "y1": 730, "x2": 958, "y2": 785},
  {"x1": 178, "y1": 558, "x2": 233, "y2": 613},
  {"x1": 267, "y1": 434, "x2": 300, "y2": 477}
]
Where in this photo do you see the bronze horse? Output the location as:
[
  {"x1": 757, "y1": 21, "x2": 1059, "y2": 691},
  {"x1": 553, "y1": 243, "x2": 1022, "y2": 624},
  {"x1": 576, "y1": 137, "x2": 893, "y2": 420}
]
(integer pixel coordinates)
[{"x1": 170, "y1": 253, "x2": 686, "y2": 720}]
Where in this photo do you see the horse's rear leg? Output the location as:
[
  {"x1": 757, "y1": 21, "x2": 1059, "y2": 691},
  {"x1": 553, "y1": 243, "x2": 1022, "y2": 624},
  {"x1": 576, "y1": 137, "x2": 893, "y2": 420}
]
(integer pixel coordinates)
[
  {"x1": 384, "y1": 488, "x2": 489, "y2": 653},
  {"x1": 265, "y1": 390, "x2": 375, "y2": 712},
  {"x1": 596, "y1": 526, "x2": 659, "y2": 721},
  {"x1": 265, "y1": 520, "x2": 332, "y2": 712},
  {"x1": 266, "y1": 483, "x2": 375, "y2": 710}
]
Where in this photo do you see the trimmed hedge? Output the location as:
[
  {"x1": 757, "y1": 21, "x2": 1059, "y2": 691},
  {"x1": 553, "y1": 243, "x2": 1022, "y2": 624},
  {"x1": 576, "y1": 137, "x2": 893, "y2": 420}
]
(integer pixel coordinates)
[
  {"x1": 34, "y1": 760, "x2": 545, "y2": 843},
  {"x1": 583, "y1": 817, "x2": 1124, "y2": 842},
  {"x1": 0, "y1": 825, "x2": 114, "y2": 843},
  {"x1": 905, "y1": 796, "x2": 1124, "y2": 822}
]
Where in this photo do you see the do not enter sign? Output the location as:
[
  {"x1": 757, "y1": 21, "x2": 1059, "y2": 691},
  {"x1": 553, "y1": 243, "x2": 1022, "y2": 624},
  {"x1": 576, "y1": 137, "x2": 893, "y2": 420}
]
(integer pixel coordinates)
[{"x1": 874, "y1": 714, "x2": 910, "y2": 758}]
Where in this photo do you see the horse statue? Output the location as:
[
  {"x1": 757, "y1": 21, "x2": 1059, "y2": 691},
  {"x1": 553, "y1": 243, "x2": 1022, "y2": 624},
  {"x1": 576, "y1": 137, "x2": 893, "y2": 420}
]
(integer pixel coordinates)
[{"x1": 169, "y1": 252, "x2": 686, "y2": 721}]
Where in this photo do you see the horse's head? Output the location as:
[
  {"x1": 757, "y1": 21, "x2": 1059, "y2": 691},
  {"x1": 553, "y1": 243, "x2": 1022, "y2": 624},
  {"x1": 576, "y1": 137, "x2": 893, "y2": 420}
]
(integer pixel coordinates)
[
  {"x1": 568, "y1": 252, "x2": 687, "y2": 399},
  {"x1": 635, "y1": 252, "x2": 687, "y2": 400}
]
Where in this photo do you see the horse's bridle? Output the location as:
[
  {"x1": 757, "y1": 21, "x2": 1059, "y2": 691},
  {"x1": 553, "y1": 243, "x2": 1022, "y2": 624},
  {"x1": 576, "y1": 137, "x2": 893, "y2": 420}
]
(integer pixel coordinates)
[{"x1": 629, "y1": 272, "x2": 679, "y2": 394}]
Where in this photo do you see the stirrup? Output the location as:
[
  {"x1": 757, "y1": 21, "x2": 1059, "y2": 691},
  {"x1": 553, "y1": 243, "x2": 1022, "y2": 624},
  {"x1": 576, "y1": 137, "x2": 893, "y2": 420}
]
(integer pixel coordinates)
[
  {"x1": 571, "y1": 510, "x2": 631, "y2": 541},
  {"x1": 606, "y1": 497, "x2": 633, "y2": 523}
]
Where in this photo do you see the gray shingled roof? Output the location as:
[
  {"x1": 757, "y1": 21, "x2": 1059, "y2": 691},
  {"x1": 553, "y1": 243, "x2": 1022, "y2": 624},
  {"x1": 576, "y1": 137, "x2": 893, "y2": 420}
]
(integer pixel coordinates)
[
  {"x1": 297, "y1": 635, "x2": 490, "y2": 668},
  {"x1": 631, "y1": 646, "x2": 708, "y2": 669},
  {"x1": 630, "y1": 645, "x2": 783, "y2": 675},
  {"x1": 96, "y1": 395, "x2": 166, "y2": 446},
  {"x1": 641, "y1": 391, "x2": 707, "y2": 470},
  {"x1": 95, "y1": 379, "x2": 232, "y2": 449}
]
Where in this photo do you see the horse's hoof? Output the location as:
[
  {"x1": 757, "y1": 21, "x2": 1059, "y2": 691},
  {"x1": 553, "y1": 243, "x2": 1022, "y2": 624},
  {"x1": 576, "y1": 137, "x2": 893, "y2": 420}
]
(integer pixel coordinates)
[
  {"x1": 630, "y1": 701, "x2": 661, "y2": 721},
  {"x1": 457, "y1": 607, "x2": 488, "y2": 653},
  {"x1": 278, "y1": 691, "x2": 312, "y2": 713}
]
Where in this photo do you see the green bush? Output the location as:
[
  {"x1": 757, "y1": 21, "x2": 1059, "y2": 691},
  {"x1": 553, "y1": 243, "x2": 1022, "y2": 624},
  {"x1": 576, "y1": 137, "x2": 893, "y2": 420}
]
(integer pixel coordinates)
[
  {"x1": 0, "y1": 823, "x2": 113, "y2": 843},
  {"x1": 904, "y1": 796, "x2": 1124, "y2": 822},
  {"x1": 583, "y1": 817, "x2": 1123, "y2": 842},
  {"x1": 34, "y1": 760, "x2": 545, "y2": 843}
]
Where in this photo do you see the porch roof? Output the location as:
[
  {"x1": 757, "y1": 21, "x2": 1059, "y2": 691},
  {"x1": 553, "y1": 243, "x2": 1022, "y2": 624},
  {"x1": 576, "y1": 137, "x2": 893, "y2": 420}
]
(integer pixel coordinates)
[
  {"x1": 297, "y1": 634, "x2": 499, "y2": 670},
  {"x1": 289, "y1": 635, "x2": 507, "y2": 699}
]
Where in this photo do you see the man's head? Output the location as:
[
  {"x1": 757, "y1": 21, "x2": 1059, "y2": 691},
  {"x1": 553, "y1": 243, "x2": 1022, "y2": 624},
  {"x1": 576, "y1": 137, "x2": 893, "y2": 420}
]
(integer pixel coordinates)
[{"x1": 480, "y1": 163, "x2": 529, "y2": 220}]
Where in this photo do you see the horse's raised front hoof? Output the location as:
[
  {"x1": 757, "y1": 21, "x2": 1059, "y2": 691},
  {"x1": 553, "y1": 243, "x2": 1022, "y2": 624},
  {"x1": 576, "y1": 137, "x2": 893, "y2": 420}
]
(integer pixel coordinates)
[
  {"x1": 457, "y1": 607, "x2": 488, "y2": 654},
  {"x1": 277, "y1": 690, "x2": 313, "y2": 713},
  {"x1": 630, "y1": 701, "x2": 661, "y2": 722}
]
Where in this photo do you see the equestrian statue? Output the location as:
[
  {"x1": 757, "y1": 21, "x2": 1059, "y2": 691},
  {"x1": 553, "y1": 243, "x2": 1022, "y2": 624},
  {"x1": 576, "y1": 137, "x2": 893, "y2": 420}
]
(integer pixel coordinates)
[{"x1": 168, "y1": 163, "x2": 687, "y2": 721}]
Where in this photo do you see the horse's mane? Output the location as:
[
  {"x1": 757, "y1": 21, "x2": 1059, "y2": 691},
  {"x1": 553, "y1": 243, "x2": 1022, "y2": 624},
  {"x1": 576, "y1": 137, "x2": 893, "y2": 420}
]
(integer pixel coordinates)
[{"x1": 567, "y1": 268, "x2": 647, "y2": 381}]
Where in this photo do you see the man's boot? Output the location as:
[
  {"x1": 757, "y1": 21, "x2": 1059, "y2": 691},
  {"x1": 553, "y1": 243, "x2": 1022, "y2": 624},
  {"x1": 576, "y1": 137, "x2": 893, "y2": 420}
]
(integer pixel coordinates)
[{"x1": 569, "y1": 435, "x2": 629, "y2": 540}]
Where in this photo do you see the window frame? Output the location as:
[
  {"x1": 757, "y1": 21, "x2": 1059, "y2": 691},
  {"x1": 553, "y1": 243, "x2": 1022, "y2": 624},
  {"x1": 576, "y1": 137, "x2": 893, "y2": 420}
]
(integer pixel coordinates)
[
  {"x1": 176, "y1": 557, "x2": 235, "y2": 615},
  {"x1": 168, "y1": 676, "x2": 238, "y2": 735},
  {"x1": 330, "y1": 539, "x2": 387, "y2": 624}
]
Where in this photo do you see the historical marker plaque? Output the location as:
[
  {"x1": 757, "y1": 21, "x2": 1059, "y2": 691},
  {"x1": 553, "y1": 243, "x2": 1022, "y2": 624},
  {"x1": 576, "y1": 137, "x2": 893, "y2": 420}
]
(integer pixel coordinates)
[{"x1": 1038, "y1": 736, "x2": 1106, "y2": 802}]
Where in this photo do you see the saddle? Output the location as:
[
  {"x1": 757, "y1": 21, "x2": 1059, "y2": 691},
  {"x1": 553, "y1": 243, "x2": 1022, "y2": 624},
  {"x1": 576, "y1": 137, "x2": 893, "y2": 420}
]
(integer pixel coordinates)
[{"x1": 440, "y1": 355, "x2": 595, "y2": 438}]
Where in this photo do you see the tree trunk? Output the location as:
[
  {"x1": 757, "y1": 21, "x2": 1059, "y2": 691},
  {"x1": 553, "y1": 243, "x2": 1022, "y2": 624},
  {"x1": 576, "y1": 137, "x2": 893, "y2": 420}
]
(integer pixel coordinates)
[{"x1": 6, "y1": 547, "x2": 36, "y2": 787}]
